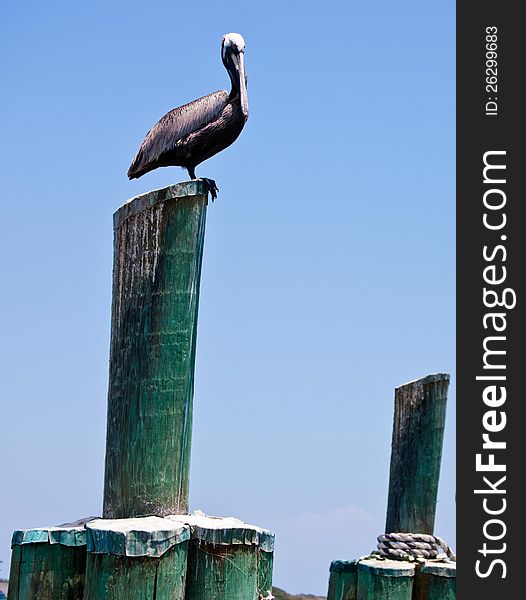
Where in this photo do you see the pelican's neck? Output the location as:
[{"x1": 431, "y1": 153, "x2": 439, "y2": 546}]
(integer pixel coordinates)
[
  {"x1": 223, "y1": 50, "x2": 248, "y2": 120},
  {"x1": 225, "y1": 61, "x2": 241, "y2": 99}
]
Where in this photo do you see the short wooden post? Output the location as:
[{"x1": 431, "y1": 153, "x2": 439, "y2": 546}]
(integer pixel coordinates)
[
  {"x1": 413, "y1": 562, "x2": 456, "y2": 600},
  {"x1": 327, "y1": 560, "x2": 358, "y2": 600},
  {"x1": 7, "y1": 521, "x2": 90, "y2": 600},
  {"x1": 356, "y1": 559, "x2": 415, "y2": 600},
  {"x1": 167, "y1": 514, "x2": 275, "y2": 599},
  {"x1": 103, "y1": 181, "x2": 208, "y2": 519},
  {"x1": 385, "y1": 373, "x2": 450, "y2": 534},
  {"x1": 83, "y1": 516, "x2": 189, "y2": 599}
]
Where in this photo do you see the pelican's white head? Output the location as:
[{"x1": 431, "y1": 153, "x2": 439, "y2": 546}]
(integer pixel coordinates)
[{"x1": 222, "y1": 32, "x2": 246, "y2": 59}]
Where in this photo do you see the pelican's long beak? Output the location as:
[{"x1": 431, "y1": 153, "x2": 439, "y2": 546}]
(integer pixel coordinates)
[{"x1": 236, "y1": 52, "x2": 249, "y2": 121}]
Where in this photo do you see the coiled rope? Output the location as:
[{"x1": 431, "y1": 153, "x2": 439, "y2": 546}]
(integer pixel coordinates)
[{"x1": 376, "y1": 533, "x2": 456, "y2": 561}]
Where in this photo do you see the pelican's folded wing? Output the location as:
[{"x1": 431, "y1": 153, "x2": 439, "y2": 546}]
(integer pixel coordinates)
[{"x1": 128, "y1": 90, "x2": 229, "y2": 178}]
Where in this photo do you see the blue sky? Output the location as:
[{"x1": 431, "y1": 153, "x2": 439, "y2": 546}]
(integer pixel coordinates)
[{"x1": 0, "y1": 1, "x2": 455, "y2": 594}]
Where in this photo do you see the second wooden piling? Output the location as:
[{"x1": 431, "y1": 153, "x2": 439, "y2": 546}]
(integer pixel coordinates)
[{"x1": 385, "y1": 373, "x2": 450, "y2": 534}]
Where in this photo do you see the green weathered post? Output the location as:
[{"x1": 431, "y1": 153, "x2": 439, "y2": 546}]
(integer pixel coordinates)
[
  {"x1": 7, "y1": 521, "x2": 90, "y2": 600},
  {"x1": 103, "y1": 181, "x2": 208, "y2": 519},
  {"x1": 356, "y1": 559, "x2": 415, "y2": 600},
  {"x1": 83, "y1": 517, "x2": 190, "y2": 599},
  {"x1": 327, "y1": 560, "x2": 358, "y2": 600},
  {"x1": 8, "y1": 180, "x2": 276, "y2": 600},
  {"x1": 413, "y1": 562, "x2": 456, "y2": 600},
  {"x1": 385, "y1": 373, "x2": 450, "y2": 534},
  {"x1": 327, "y1": 373, "x2": 453, "y2": 600},
  {"x1": 167, "y1": 514, "x2": 275, "y2": 599}
]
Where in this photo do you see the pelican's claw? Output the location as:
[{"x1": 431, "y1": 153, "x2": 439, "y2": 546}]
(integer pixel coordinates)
[{"x1": 202, "y1": 178, "x2": 219, "y2": 201}]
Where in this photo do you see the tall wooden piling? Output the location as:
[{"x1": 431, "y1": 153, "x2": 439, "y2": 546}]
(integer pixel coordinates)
[
  {"x1": 7, "y1": 181, "x2": 276, "y2": 598},
  {"x1": 103, "y1": 181, "x2": 208, "y2": 519},
  {"x1": 385, "y1": 373, "x2": 450, "y2": 534}
]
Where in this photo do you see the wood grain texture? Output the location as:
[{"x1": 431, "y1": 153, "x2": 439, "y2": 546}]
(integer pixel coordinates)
[
  {"x1": 165, "y1": 514, "x2": 274, "y2": 598},
  {"x1": 413, "y1": 562, "x2": 456, "y2": 600},
  {"x1": 184, "y1": 540, "x2": 269, "y2": 600},
  {"x1": 8, "y1": 543, "x2": 86, "y2": 600},
  {"x1": 356, "y1": 559, "x2": 414, "y2": 600},
  {"x1": 327, "y1": 561, "x2": 357, "y2": 600},
  {"x1": 258, "y1": 550, "x2": 274, "y2": 596},
  {"x1": 385, "y1": 373, "x2": 450, "y2": 534},
  {"x1": 83, "y1": 543, "x2": 188, "y2": 600},
  {"x1": 103, "y1": 183, "x2": 208, "y2": 518}
]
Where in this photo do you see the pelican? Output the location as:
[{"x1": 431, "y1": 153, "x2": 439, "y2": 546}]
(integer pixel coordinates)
[{"x1": 127, "y1": 32, "x2": 249, "y2": 199}]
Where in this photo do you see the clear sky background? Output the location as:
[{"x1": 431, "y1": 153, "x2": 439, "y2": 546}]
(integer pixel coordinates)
[{"x1": 0, "y1": 1, "x2": 455, "y2": 594}]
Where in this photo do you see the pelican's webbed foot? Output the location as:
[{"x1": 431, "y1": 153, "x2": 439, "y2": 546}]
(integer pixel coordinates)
[{"x1": 202, "y1": 178, "x2": 219, "y2": 201}]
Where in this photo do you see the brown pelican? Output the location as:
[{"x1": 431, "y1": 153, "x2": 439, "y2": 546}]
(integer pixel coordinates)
[{"x1": 127, "y1": 32, "x2": 248, "y2": 199}]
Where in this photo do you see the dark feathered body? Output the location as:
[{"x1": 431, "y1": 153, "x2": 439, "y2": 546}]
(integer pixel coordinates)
[{"x1": 128, "y1": 90, "x2": 245, "y2": 179}]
